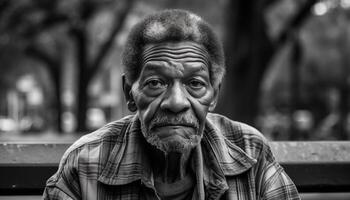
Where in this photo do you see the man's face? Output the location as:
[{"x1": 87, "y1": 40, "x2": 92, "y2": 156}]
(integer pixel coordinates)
[{"x1": 129, "y1": 41, "x2": 218, "y2": 153}]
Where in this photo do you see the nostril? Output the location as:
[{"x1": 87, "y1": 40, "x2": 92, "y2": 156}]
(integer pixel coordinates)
[
  {"x1": 160, "y1": 94, "x2": 190, "y2": 113},
  {"x1": 160, "y1": 82, "x2": 190, "y2": 113}
]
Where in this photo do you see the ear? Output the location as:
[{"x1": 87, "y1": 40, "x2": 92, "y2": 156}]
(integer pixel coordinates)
[
  {"x1": 208, "y1": 84, "x2": 221, "y2": 112},
  {"x1": 122, "y1": 73, "x2": 132, "y2": 102},
  {"x1": 122, "y1": 74, "x2": 137, "y2": 112}
]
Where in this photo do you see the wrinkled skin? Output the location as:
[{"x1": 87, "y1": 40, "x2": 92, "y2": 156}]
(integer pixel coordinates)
[
  {"x1": 123, "y1": 41, "x2": 219, "y2": 182},
  {"x1": 125, "y1": 41, "x2": 219, "y2": 153}
]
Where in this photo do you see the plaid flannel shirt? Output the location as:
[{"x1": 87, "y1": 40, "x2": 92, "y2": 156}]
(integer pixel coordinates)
[{"x1": 43, "y1": 113, "x2": 300, "y2": 200}]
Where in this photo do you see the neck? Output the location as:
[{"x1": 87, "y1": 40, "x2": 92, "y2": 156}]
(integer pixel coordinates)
[{"x1": 147, "y1": 145, "x2": 193, "y2": 183}]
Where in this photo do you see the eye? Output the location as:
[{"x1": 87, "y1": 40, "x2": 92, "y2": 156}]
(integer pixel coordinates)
[
  {"x1": 188, "y1": 79, "x2": 206, "y2": 90},
  {"x1": 145, "y1": 79, "x2": 166, "y2": 90}
]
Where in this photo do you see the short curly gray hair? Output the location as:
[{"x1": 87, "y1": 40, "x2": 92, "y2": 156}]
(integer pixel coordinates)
[{"x1": 122, "y1": 9, "x2": 225, "y2": 88}]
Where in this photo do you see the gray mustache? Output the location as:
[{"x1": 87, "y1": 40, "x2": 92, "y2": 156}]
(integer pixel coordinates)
[{"x1": 149, "y1": 114, "x2": 199, "y2": 129}]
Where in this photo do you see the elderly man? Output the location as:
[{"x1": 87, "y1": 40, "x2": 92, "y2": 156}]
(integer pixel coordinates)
[{"x1": 43, "y1": 9, "x2": 300, "y2": 200}]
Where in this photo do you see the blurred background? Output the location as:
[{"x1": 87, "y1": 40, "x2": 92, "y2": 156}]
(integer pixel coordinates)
[{"x1": 0, "y1": 0, "x2": 350, "y2": 142}]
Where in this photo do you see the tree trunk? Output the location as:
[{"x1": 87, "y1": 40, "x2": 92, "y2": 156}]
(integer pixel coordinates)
[
  {"x1": 338, "y1": 20, "x2": 350, "y2": 140},
  {"x1": 217, "y1": 0, "x2": 316, "y2": 126},
  {"x1": 216, "y1": 0, "x2": 273, "y2": 125},
  {"x1": 24, "y1": 45, "x2": 64, "y2": 132},
  {"x1": 289, "y1": 38, "x2": 303, "y2": 140},
  {"x1": 74, "y1": 0, "x2": 135, "y2": 132},
  {"x1": 77, "y1": 76, "x2": 88, "y2": 132},
  {"x1": 74, "y1": 25, "x2": 89, "y2": 132},
  {"x1": 52, "y1": 69, "x2": 63, "y2": 132}
]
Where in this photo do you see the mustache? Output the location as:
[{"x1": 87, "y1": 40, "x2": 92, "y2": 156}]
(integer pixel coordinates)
[{"x1": 149, "y1": 113, "x2": 199, "y2": 130}]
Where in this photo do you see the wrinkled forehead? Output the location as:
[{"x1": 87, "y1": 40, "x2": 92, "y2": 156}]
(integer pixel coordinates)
[{"x1": 141, "y1": 41, "x2": 210, "y2": 68}]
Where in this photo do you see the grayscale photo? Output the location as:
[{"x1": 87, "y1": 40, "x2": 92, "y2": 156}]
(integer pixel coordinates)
[{"x1": 0, "y1": 0, "x2": 349, "y2": 199}]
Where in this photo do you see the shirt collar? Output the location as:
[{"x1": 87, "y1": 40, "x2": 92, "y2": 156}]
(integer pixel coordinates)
[
  {"x1": 98, "y1": 115, "x2": 154, "y2": 186},
  {"x1": 98, "y1": 114, "x2": 256, "y2": 187},
  {"x1": 203, "y1": 117, "x2": 257, "y2": 176}
]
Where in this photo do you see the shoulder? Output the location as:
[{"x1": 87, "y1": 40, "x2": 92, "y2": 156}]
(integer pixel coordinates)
[
  {"x1": 206, "y1": 113, "x2": 271, "y2": 161},
  {"x1": 64, "y1": 115, "x2": 134, "y2": 155},
  {"x1": 47, "y1": 115, "x2": 135, "y2": 186},
  {"x1": 52, "y1": 115, "x2": 134, "y2": 176}
]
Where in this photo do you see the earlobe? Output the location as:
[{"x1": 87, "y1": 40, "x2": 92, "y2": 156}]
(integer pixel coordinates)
[
  {"x1": 208, "y1": 100, "x2": 217, "y2": 112},
  {"x1": 127, "y1": 100, "x2": 137, "y2": 112}
]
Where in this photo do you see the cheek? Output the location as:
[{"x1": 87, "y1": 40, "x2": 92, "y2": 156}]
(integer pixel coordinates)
[
  {"x1": 132, "y1": 88, "x2": 162, "y2": 126},
  {"x1": 189, "y1": 88, "x2": 215, "y2": 123}
]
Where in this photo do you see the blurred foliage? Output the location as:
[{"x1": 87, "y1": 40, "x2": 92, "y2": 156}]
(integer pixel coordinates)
[
  {"x1": 0, "y1": 0, "x2": 224, "y2": 134},
  {"x1": 259, "y1": 0, "x2": 350, "y2": 140},
  {"x1": 1, "y1": 0, "x2": 350, "y2": 141},
  {"x1": 0, "y1": 0, "x2": 135, "y2": 132}
]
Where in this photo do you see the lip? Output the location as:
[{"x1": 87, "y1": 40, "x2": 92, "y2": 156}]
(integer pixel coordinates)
[
  {"x1": 152, "y1": 123, "x2": 196, "y2": 129},
  {"x1": 160, "y1": 125, "x2": 189, "y2": 128}
]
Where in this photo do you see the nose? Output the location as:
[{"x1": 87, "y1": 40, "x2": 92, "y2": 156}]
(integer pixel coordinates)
[{"x1": 160, "y1": 82, "x2": 190, "y2": 113}]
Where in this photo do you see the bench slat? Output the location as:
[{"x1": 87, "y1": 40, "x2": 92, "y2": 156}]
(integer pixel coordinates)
[{"x1": 0, "y1": 142, "x2": 349, "y2": 194}]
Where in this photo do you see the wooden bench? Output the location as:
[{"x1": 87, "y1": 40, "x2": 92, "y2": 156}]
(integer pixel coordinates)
[{"x1": 0, "y1": 141, "x2": 350, "y2": 196}]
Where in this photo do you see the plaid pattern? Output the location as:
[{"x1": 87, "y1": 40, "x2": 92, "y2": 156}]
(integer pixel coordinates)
[{"x1": 43, "y1": 113, "x2": 300, "y2": 200}]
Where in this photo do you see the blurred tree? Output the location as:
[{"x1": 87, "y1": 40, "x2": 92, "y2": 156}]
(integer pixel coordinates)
[
  {"x1": 260, "y1": 1, "x2": 350, "y2": 140},
  {"x1": 217, "y1": 0, "x2": 318, "y2": 125},
  {"x1": 0, "y1": 0, "x2": 135, "y2": 132}
]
